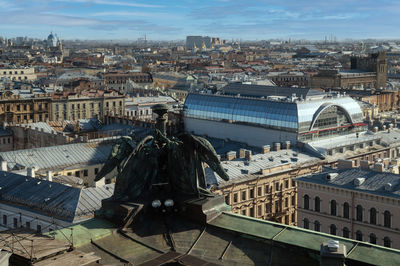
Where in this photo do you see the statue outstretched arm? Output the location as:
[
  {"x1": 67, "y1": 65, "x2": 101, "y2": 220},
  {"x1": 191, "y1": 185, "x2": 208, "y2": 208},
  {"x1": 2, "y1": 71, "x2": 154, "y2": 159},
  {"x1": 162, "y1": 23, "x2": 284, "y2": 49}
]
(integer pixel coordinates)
[
  {"x1": 178, "y1": 134, "x2": 229, "y2": 181},
  {"x1": 95, "y1": 136, "x2": 135, "y2": 182}
]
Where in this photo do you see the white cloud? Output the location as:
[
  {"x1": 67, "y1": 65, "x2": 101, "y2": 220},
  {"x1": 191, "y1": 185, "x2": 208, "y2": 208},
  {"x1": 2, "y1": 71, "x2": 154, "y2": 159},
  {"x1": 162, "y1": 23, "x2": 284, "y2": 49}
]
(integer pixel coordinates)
[{"x1": 57, "y1": 0, "x2": 164, "y2": 8}]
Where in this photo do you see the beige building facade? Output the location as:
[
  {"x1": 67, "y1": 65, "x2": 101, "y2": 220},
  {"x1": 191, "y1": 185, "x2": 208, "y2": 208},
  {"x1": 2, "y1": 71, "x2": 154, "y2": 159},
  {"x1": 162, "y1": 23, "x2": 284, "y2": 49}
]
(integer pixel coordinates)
[
  {"x1": 51, "y1": 90, "x2": 125, "y2": 121},
  {"x1": 297, "y1": 166, "x2": 400, "y2": 249},
  {"x1": 0, "y1": 67, "x2": 36, "y2": 81}
]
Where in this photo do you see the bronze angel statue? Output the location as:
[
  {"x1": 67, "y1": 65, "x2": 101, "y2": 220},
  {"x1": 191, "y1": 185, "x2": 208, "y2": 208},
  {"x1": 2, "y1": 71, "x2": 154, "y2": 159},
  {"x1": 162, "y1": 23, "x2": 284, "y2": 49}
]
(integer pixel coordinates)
[{"x1": 95, "y1": 104, "x2": 229, "y2": 201}]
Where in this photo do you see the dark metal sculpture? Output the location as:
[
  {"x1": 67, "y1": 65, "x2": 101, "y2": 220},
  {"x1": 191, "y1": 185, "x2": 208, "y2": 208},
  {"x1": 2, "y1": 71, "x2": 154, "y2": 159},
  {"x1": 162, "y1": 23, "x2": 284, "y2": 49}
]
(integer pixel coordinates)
[{"x1": 95, "y1": 104, "x2": 229, "y2": 201}]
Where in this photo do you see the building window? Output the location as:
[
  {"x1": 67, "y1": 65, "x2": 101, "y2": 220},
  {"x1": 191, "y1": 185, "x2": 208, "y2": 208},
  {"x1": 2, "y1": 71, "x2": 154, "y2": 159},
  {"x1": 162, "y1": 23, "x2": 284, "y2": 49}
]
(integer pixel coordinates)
[
  {"x1": 83, "y1": 169, "x2": 88, "y2": 177},
  {"x1": 343, "y1": 227, "x2": 350, "y2": 238},
  {"x1": 275, "y1": 182, "x2": 279, "y2": 191},
  {"x1": 315, "y1": 197, "x2": 320, "y2": 212},
  {"x1": 285, "y1": 180, "x2": 289, "y2": 189},
  {"x1": 291, "y1": 195, "x2": 295, "y2": 206},
  {"x1": 249, "y1": 188, "x2": 254, "y2": 198},
  {"x1": 233, "y1": 193, "x2": 238, "y2": 203},
  {"x1": 241, "y1": 191, "x2": 246, "y2": 201},
  {"x1": 257, "y1": 187, "x2": 262, "y2": 196},
  {"x1": 369, "y1": 233, "x2": 377, "y2": 244},
  {"x1": 3, "y1": 215, "x2": 7, "y2": 225},
  {"x1": 257, "y1": 205, "x2": 262, "y2": 216},
  {"x1": 356, "y1": 205, "x2": 363, "y2": 222},
  {"x1": 95, "y1": 168, "x2": 99, "y2": 175},
  {"x1": 356, "y1": 230, "x2": 363, "y2": 241},
  {"x1": 75, "y1": 171, "x2": 80, "y2": 177},
  {"x1": 241, "y1": 209, "x2": 246, "y2": 216},
  {"x1": 384, "y1": 211, "x2": 391, "y2": 228},
  {"x1": 249, "y1": 207, "x2": 254, "y2": 217},
  {"x1": 314, "y1": 221, "x2": 321, "y2": 232},
  {"x1": 13, "y1": 218, "x2": 17, "y2": 228},
  {"x1": 304, "y1": 194, "x2": 309, "y2": 210},
  {"x1": 304, "y1": 218, "x2": 309, "y2": 229},
  {"x1": 285, "y1": 198, "x2": 288, "y2": 208},
  {"x1": 343, "y1": 202, "x2": 350, "y2": 219},
  {"x1": 384, "y1": 237, "x2": 392, "y2": 248},
  {"x1": 329, "y1": 224, "x2": 337, "y2": 235},
  {"x1": 37, "y1": 225, "x2": 42, "y2": 233},
  {"x1": 330, "y1": 200, "x2": 337, "y2": 216},
  {"x1": 225, "y1": 195, "x2": 230, "y2": 205},
  {"x1": 370, "y1": 208, "x2": 377, "y2": 225},
  {"x1": 26, "y1": 221, "x2": 30, "y2": 229}
]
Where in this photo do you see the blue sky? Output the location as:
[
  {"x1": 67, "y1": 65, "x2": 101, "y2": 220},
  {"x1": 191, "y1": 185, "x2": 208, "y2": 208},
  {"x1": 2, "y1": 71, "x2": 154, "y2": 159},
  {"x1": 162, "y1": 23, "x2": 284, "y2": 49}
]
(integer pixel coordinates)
[{"x1": 0, "y1": 0, "x2": 399, "y2": 40}]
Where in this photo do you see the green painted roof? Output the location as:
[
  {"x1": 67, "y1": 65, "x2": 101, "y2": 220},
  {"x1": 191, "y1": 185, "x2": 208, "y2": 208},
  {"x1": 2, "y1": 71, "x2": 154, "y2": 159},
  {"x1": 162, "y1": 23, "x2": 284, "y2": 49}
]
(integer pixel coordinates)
[
  {"x1": 47, "y1": 218, "x2": 115, "y2": 247},
  {"x1": 209, "y1": 212, "x2": 400, "y2": 266}
]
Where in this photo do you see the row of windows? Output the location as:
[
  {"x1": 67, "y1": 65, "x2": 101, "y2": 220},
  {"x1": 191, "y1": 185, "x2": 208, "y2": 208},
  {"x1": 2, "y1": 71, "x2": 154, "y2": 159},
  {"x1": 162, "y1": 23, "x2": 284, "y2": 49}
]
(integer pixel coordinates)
[
  {"x1": 303, "y1": 219, "x2": 392, "y2": 247},
  {"x1": 1, "y1": 137, "x2": 11, "y2": 145},
  {"x1": 227, "y1": 180, "x2": 295, "y2": 204},
  {"x1": 2, "y1": 214, "x2": 44, "y2": 233},
  {"x1": 304, "y1": 195, "x2": 392, "y2": 228},
  {"x1": 0, "y1": 103, "x2": 48, "y2": 112},
  {"x1": 2, "y1": 70, "x2": 26, "y2": 75}
]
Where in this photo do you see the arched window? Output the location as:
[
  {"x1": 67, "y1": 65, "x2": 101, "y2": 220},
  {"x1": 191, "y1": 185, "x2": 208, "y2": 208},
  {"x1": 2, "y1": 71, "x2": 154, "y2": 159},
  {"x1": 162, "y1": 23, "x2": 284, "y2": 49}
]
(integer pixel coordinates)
[
  {"x1": 384, "y1": 211, "x2": 391, "y2": 228},
  {"x1": 304, "y1": 195, "x2": 309, "y2": 210},
  {"x1": 330, "y1": 200, "x2": 337, "y2": 216},
  {"x1": 356, "y1": 205, "x2": 363, "y2": 222},
  {"x1": 356, "y1": 230, "x2": 363, "y2": 241},
  {"x1": 343, "y1": 227, "x2": 350, "y2": 238},
  {"x1": 370, "y1": 208, "x2": 377, "y2": 225},
  {"x1": 343, "y1": 202, "x2": 350, "y2": 219},
  {"x1": 384, "y1": 237, "x2": 391, "y2": 248},
  {"x1": 329, "y1": 224, "x2": 337, "y2": 235},
  {"x1": 369, "y1": 233, "x2": 377, "y2": 244},
  {"x1": 315, "y1": 197, "x2": 320, "y2": 212},
  {"x1": 314, "y1": 220, "x2": 321, "y2": 232},
  {"x1": 303, "y1": 218, "x2": 309, "y2": 229}
]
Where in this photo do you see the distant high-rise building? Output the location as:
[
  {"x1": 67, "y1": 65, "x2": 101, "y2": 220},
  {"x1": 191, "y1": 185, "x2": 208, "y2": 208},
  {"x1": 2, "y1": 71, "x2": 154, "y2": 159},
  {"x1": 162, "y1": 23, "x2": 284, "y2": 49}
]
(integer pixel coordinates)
[{"x1": 186, "y1": 36, "x2": 212, "y2": 50}]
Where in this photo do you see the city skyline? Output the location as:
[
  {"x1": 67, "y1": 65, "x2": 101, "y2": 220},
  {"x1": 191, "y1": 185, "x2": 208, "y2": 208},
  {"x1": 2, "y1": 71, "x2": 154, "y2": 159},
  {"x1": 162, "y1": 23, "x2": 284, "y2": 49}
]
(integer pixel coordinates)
[{"x1": 0, "y1": 0, "x2": 399, "y2": 40}]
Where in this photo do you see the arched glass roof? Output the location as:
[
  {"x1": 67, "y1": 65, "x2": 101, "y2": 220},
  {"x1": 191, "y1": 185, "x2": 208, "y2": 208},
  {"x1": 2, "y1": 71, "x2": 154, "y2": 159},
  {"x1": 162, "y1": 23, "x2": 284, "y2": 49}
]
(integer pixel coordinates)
[
  {"x1": 184, "y1": 94, "x2": 298, "y2": 130},
  {"x1": 184, "y1": 93, "x2": 363, "y2": 133}
]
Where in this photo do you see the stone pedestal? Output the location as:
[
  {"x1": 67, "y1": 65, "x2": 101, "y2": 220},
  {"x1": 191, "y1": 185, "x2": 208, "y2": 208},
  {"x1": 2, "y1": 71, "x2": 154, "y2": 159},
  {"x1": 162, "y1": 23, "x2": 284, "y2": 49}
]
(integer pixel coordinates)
[
  {"x1": 97, "y1": 199, "x2": 144, "y2": 228},
  {"x1": 180, "y1": 195, "x2": 231, "y2": 224}
]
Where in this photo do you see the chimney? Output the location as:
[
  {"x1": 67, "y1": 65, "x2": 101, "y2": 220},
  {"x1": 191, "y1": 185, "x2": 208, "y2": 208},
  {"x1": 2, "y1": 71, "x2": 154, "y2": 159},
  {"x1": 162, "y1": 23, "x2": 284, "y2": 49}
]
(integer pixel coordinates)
[
  {"x1": 239, "y1": 148, "x2": 246, "y2": 158},
  {"x1": 46, "y1": 170, "x2": 53, "y2": 182},
  {"x1": 226, "y1": 151, "x2": 236, "y2": 161},
  {"x1": 374, "y1": 163, "x2": 384, "y2": 172},
  {"x1": 337, "y1": 159, "x2": 354, "y2": 169},
  {"x1": 27, "y1": 167, "x2": 35, "y2": 178},
  {"x1": 284, "y1": 141, "x2": 291, "y2": 149},
  {"x1": 360, "y1": 160, "x2": 370, "y2": 170},
  {"x1": 262, "y1": 145, "x2": 270, "y2": 154},
  {"x1": 273, "y1": 142, "x2": 281, "y2": 151},
  {"x1": 320, "y1": 240, "x2": 346, "y2": 266},
  {"x1": 0, "y1": 160, "x2": 7, "y2": 171},
  {"x1": 245, "y1": 150, "x2": 252, "y2": 161}
]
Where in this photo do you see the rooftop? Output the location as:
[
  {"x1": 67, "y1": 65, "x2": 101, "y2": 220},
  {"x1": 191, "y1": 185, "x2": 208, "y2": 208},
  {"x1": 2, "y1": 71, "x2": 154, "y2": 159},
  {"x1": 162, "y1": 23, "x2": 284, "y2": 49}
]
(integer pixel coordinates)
[
  {"x1": 0, "y1": 171, "x2": 114, "y2": 222},
  {"x1": 0, "y1": 142, "x2": 111, "y2": 172},
  {"x1": 49, "y1": 212, "x2": 400, "y2": 266},
  {"x1": 206, "y1": 148, "x2": 320, "y2": 187},
  {"x1": 296, "y1": 167, "x2": 400, "y2": 199}
]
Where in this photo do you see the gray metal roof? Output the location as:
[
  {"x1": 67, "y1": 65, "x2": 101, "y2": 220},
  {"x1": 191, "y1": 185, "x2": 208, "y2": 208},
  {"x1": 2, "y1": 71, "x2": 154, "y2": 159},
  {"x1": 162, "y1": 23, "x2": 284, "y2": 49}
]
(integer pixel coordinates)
[
  {"x1": 222, "y1": 83, "x2": 325, "y2": 99},
  {"x1": 0, "y1": 171, "x2": 114, "y2": 222},
  {"x1": 0, "y1": 143, "x2": 112, "y2": 172},
  {"x1": 206, "y1": 149, "x2": 320, "y2": 187},
  {"x1": 297, "y1": 168, "x2": 400, "y2": 199}
]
